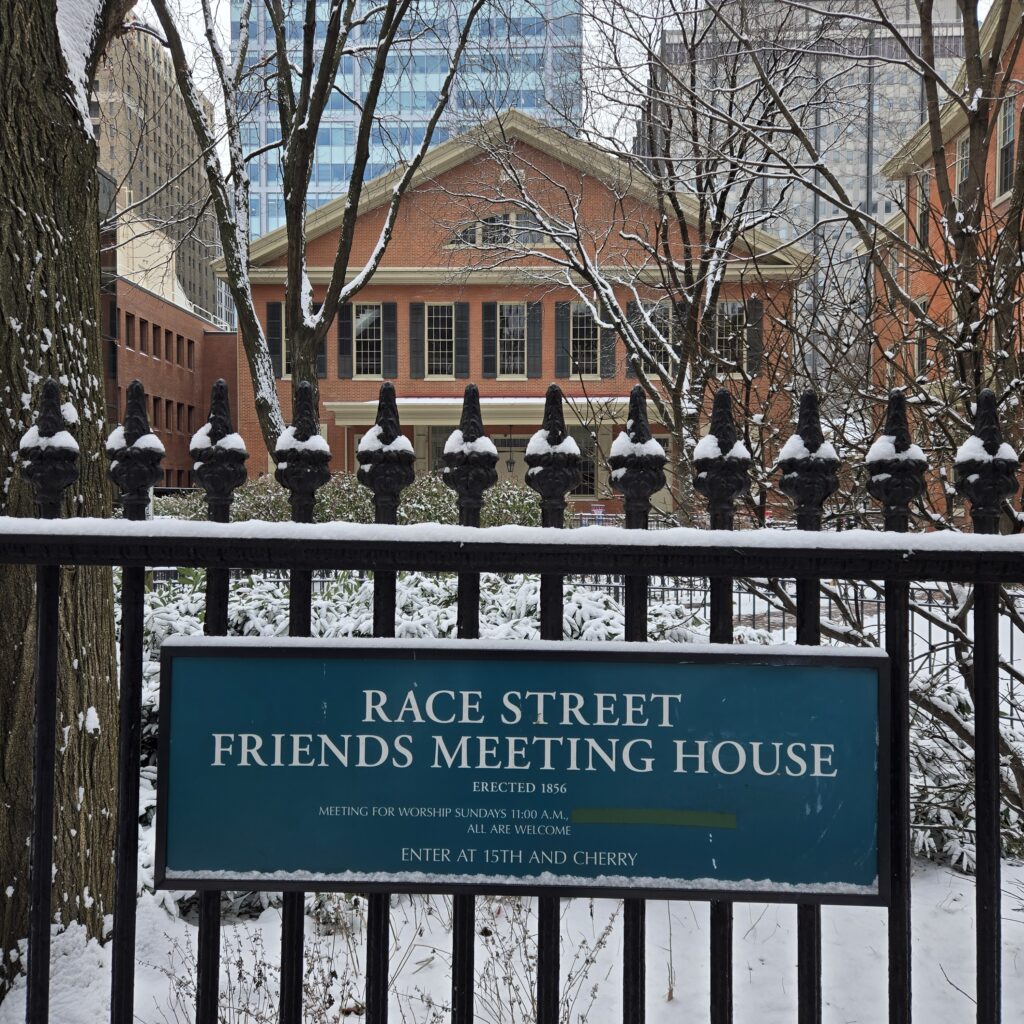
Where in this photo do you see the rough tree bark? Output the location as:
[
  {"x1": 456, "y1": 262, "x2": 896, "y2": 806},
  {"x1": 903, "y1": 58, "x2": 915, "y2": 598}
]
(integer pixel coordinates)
[{"x1": 0, "y1": 0, "x2": 133, "y2": 999}]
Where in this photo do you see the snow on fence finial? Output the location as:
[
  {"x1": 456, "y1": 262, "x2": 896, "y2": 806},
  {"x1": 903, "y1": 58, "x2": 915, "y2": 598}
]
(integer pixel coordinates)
[
  {"x1": 954, "y1": 388, "x2": 1019, "y2": 527},
  {"x1": 106, "y1": 380, "x2": 165, "y2": 519},
  {"x1": 778, "y1": 390, "x2": 839, "y2": 527},
  {"x1": 525, "y1": 384, "x2": 581, "y2": 525},
  {"x1": 693, "y1": 389, "x2": 750, "y2": 527},
  {"x1": 866, "y1": 390, "x2": 926, "y2": 530},
  {"x1": 275, "y1": 380, "x2": 332, "y2": 522},
  {"x1": 357, "y1": 382, "x2": 416, "y2": 519},
  {"x1": 608, "y1": 386, "x2": 667, "y2": 522},
  {"x1": 443, "y1": 385, "x2": 498, "y2": 520},
  {"x1": 19, "y1": 378, "x2": 80, "y2": 518},
  {"x1": 191, "y1": 379, "x2": 248, "y2": 521}
]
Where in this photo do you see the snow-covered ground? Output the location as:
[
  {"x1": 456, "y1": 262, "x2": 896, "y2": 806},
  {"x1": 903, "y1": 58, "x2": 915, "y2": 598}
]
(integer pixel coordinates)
[{"x1": 1, "y1": 861, "x2": 1022, "y2": 1023}]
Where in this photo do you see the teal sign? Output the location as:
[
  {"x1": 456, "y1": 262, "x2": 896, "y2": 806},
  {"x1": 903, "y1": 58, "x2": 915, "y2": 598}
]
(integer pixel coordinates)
[{"x1": 157, "y1": 639, "x2": 889, "y2": 904}]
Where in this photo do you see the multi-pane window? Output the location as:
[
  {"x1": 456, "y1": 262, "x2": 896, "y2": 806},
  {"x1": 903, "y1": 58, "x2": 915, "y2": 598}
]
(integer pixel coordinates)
[
  {"x1": 714, "y1": 302, "x2": 746, "y2": 369},
  {"x1": 999, "y1": 99, "x2": 1016, "y2": 197},
  {"x1": 635, "y1": 304, "x2": 675, "y2": 375},
  {"x1": 353, "y1": 304, "x2": 383, "y2": 376},
  {"x1": 140, "y1": 319, "x2": 149, "y2": 354},
  {"x1": 187, "y1": 339, "x2": 195, "y2": 370},
  {"x1": 498, "y1": 303, "x2": 527, "y2": 376},
  {"x1": 125, "y1": 313, "x2": 135, "y2": 349},
  {"x1": 452, "y1": 212, "x2": 547, "y2": 246},
  {"x1": 956, "y1": 135, "x2": 970, "y2": 201},
  {"x1": 915, "y1": 298, "x2": 929, "y2": 376},
  {"x1": 426, "y1": 304, "x2": 455, "y2": 376},
  {"x1": 570, "y1": 303, "x2": 599, "y2": 375},
  {"x1": 481, "y1": 214, "x2": 511, "y2": 245}
]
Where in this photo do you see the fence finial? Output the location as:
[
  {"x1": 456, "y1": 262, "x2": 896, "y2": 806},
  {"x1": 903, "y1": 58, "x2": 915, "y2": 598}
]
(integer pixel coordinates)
[
  {"x1": 275, "y1": 380, "x2": 331, "y2": 524},
  {"x1": 693, "y1": 389, "x2": 750, "y2": 529},
  {"x1": 525, "y1": 384, "x2": 581, "y2": 528},
  {"x1": 609, "y1": 385, "x2": 667, "y2": 527},
  {"x1": 106, "y1": 379, "x2": 165, "y2": 520},
  {"x1": 443, "y1": 385, "x2": 498, "y2": 524},
  {"x1": 357, "y1": 382, "x2": 416, "y2": 524},
  {"x1": 778, "y1": 389, "x2": 839, "y2": 528},
  {"x1": 867, "y1": 390, "x2": 926, "y2": 532},
  {"x1": 954, "y1": 388, "x2": 1019, "y2": 531},
  {"x1": 190, "y1": 378, "x2": 248, "y2": 523},
  {"x1": 19, "y1": 378, "x2": 79, "y2": 519}
]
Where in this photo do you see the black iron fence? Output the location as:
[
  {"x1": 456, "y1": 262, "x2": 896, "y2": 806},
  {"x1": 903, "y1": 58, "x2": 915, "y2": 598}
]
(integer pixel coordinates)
[{"x1": 4, "y1": 377, "x2": 1022, "y2": 1024}]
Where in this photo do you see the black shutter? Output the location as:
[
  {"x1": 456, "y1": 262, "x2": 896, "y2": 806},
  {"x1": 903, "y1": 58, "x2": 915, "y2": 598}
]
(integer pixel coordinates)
[
  {"x1": 555, "y1": 301, "x2": 570, "y2": 378},
  {"x1": 745, "y1": 296, "x2": 764, "y2": 374},
  {"x1": 625, "y1": 301, "x2": 638, "y2": 377},
  {"x1": 409, "y1": 302, "x2": 425, "y2": 379},
  {"x1": 600, "y1": 323, "x2": 616, "y2": 378},
  {"x1": 338, "y1": 303, "x2": 353, "y2": 378},
  {"x1": 316, "y1": 336, "x2": 327, "y2": 378},
  {"x1": 267, "y1": 301, "x2": 283, "y2": 378},
  {"x1": 454, "y1": 302, "x2": 470, "y2": 378},
  {"x1": 526, "y1": 302, "x2": 542, "y2": 378},
  {"x1": 382, "y1": 302, "x2": 398, "y2": 378},
  {"x1": 482, "y1": 302, "x2": 497, "y2": 379}
]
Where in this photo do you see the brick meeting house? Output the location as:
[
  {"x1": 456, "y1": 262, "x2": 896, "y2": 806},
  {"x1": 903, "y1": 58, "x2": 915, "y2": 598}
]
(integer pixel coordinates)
[{"x1": 229, "y1": 111, "x2": 807, "y2": 511}]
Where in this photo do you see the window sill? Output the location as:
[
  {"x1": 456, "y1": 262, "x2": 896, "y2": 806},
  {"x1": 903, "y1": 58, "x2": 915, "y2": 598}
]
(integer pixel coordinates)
[
  {"x1": 994, "y1": 188, "x2": 1013, "y2": 207},
  {"x1": 425, "y1": 375, "x2": 457, "y2": 381},
  {"x1": 354, "y1": 374, "x2": 384, "y2": 381},
  {"x1": 497, "y1": 374, "x2": 528, "y2": 381}
]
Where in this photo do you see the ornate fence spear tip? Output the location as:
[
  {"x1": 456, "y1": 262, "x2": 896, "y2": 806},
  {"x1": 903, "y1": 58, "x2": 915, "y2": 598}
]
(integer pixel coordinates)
[
  {"x1": 524, "y1": 384, "x2": 582, "y2": 508},
  {"x1": 954, "y1": 388, "x2": 1019, "y2": 521},
  {"x1": 19, "y1": 378, "x2": 80, "y2": 517},
  {"x1": 191, "y1": 378, "x2": 248, "y2": 516},
  {"x1": 275, "y1": 380, "x2": 331, "y2": 521},
  {"x1": 106, "y1": 380, "x2": 165, "y2": 516},
  {"x1": 443, "y1": 385, "x2": 498, "y2": 512},
  {"x1": 866, "y1": 390, "x2": 927, "y2": 522},
  {"x1": 357, "y1": 382, "x2": 415, "y2": 504},
  {"x1": 692, "y1": 389, "x2": 750, "y2": 521},
  {"x1": 778, "y1": 389, "x2": 839, "y2": 524},
  {"x1": 609, "y1": 386, "x2": 667, "y2": 513}
]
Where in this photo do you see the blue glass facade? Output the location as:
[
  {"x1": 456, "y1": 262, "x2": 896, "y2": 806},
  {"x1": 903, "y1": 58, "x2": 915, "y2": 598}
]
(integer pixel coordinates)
[{"x1": 233, "y1": 0, "x2": 581, "y2": 237}]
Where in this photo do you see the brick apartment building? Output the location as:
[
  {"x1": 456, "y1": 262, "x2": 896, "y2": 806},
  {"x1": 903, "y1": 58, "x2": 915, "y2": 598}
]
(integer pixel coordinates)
[{"x1": 228, "y1": 112, "x2": 807, "y2": 508}]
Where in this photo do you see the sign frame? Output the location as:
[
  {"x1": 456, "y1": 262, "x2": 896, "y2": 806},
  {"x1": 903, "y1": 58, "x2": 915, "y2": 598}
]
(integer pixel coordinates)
[{"x1": 156, "y1": 638, "x2": 891, "y2": 906}]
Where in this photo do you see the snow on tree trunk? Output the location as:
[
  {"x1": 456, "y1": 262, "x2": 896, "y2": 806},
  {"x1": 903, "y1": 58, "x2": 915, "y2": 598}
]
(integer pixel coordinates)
[{"x1": 0, "y1": 0, "x2": 124, "y2": 997}]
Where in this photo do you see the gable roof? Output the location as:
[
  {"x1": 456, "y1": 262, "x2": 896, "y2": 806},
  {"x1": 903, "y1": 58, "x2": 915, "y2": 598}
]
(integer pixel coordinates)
[{"x1": 237, "y1": 108, "x2": 810, "y2": 275}]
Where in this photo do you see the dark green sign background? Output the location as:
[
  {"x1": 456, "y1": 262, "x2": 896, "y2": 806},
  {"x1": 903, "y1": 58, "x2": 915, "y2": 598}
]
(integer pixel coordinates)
[{"x1": 157, "y1": 640, "x2": 888, "y2": 904}]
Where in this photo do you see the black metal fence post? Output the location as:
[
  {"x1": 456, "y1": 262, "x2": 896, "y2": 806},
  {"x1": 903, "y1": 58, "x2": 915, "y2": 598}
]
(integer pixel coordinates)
[
  {"x1": 524, "y1": 383, "x2": 581, "y2": 1024},
  {"x1": 609, "y1": 385, "x2": 667, "y2": 1024},
  {"x1": 18, "y1": 379, "x2": 79, "y2": 1024},
  {"x1": 867, "y1": 390, "x2": 927, "y2": 1024},
  {"x1": 693, "y1": 388, "x2": 751, "y2": 1024},
  {"x1": 275, "y1": 380, "x2": 332, "y2": 1024},
  {"x1": 778, "y1": 390, "x2": 839, "y2": 1024},
  {"x1": 953, "y1": 389, "x2": 1019, "y2": 1024},
  {"x1": 190, "y1": 379, "x2": 248, "y2": 1024},
  {"x1": 357, "y1": 382, "x2": 416, "y2": 1024},
  {"x1": 105, "y1": 380, "x2": 164, "y2": 1024},
  {"x1": 442, "y1": 384, "x2": 498, "y2": 1024}
]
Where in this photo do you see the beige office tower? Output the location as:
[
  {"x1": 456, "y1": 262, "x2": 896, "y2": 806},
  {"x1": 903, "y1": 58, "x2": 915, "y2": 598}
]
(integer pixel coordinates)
[
  {"x1": 90, "y1": 21, "x2": 222, "y2": 320},
  {"x1": 652, "y1": 0, "x2": 964, "y2": 251}
]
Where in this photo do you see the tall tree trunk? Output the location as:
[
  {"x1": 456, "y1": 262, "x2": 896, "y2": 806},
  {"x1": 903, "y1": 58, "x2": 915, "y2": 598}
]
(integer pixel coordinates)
[{"x1": 0, "y1": 0, "x2": 122, "y2": 998}]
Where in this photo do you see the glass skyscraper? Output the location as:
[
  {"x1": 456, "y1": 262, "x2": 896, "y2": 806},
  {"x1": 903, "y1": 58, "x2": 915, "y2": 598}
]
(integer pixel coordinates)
[{"x1": 232, "y1": 0, "x2": 582, "y2": 237}]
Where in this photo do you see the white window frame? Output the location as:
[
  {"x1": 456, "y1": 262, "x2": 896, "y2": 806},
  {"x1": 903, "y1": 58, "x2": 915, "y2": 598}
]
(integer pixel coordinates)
[
  {"x1": 998, "y1": 99, "x2": 1016, "y2": 198},
  {"x1": 425, "y1": 302, "x2": 456, "y2": 379},
  {"x1": 497, "y1": 302, "x2": 527, "y2": 379},
  {"x1": 914, "y1": 297, "x2": 929, "y2": 377},
  {"x1": 635, "y1": 302, "x2": 675, "y2": 376},
  {"x1": 352, "y1": 303, "x2": 384, "y2": 379},
  {"x1": 449, "y1": 212, "x2": 551, "y2": 247},
  {"x1": 713, "y1": 301, "x2": 746, "y2": 372},
  {"x1": 569, "y1": 301, "x2": 600, "y2": 378},
  {"x1": 956, "y1": 134, "x2": 970, "y2": 201},
  {"x1": 916, "y1": 172, "x2": 930, "y2": 244}
]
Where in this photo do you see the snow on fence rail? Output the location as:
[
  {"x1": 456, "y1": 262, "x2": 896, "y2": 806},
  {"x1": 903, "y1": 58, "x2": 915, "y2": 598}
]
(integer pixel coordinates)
[{"x1": 5, "y1": 377, "x2": 1023, "y2": 1024}]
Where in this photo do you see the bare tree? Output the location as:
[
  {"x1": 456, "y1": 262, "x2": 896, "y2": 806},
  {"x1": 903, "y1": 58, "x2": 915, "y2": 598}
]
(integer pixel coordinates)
[{"x1": 149, "y1": 0, "x2": 489, "y2": 453}]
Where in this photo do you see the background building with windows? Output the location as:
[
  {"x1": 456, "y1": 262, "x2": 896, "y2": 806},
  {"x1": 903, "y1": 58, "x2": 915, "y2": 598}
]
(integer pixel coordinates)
[
  {"x1": 91, "y1": 20, "x2": 223, "y2": 319},
  {"x1": 232, "y1": 0, "x2": 583, "y2": 237},
  {"x1": 226, "y1": 113, "x2": 805, "y2": 509}
]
